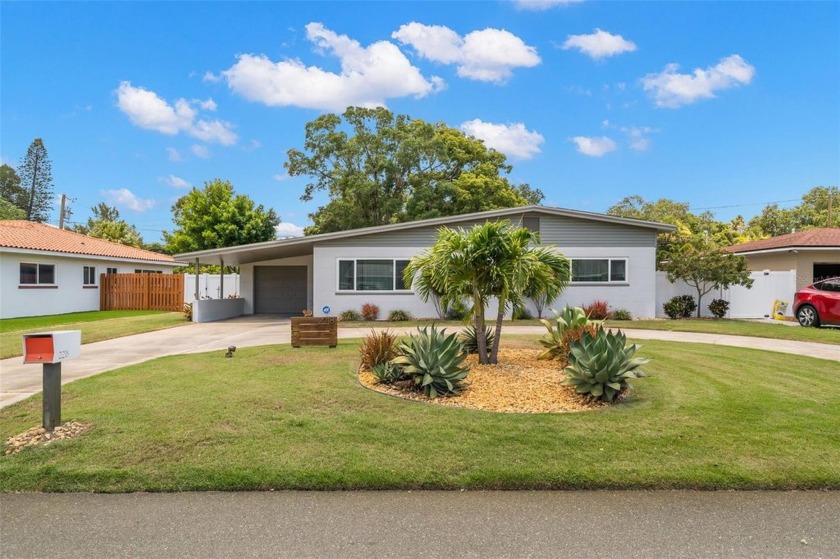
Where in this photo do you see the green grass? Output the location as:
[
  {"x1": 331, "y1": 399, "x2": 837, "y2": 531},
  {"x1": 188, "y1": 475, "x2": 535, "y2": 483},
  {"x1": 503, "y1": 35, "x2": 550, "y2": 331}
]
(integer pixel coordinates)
[
  {"x1": 342, "y1": 317, "x2": 840, "y2": 345},
  {"x1": 0, "y1": 311, "x2": 185, "y2": 359},
  {"x1": 1, "y1": 336, "x2": 838, "y2": 492},
  {"x1": 605, "y1": 318, "x2": 840, "y2": 345}
]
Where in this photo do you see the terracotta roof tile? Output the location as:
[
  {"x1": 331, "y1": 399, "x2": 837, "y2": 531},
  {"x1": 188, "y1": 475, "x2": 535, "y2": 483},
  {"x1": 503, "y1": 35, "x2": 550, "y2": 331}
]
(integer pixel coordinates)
[
  {"x1": 0, "y1": 220, "x2": 177, "y2": 263},
  {"x1": 726, "y1": 227, "x2": 840, "y2": 253}
]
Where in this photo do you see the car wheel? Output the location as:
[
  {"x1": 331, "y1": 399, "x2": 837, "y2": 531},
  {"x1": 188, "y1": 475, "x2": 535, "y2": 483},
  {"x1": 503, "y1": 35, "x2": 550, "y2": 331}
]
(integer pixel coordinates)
[{"x1": 796, "y1": 305, "x2": 820, "y2": 327}]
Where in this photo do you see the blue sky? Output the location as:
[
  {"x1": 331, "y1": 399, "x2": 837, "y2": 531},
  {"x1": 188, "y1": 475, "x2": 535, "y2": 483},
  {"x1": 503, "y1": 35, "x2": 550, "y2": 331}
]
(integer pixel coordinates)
[{"x1": 2, "y1": 1, "x2": 838, "y2": 241}]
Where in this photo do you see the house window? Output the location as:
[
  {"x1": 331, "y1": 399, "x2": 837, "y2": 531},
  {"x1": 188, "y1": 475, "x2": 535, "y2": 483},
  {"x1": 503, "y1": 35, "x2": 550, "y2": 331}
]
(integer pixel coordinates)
[
  {"x1": 337, "y1": 259, "x2": 412, "y2": 292},
  {"x1": 106, "y1": 267, "x2": 118, "y2": 275},
  {"x1": 571, "y1": 259, "x2": 628, "y2": 283},
  {"x1": 83, "y1": 266, "x2": 97, "y2": 285},
  {"x1": 135, "y1": 269, "x2": 163, "y2": 274},
  {"x1": 20, "y1": 263, "x2": 55, "y2": 285}
]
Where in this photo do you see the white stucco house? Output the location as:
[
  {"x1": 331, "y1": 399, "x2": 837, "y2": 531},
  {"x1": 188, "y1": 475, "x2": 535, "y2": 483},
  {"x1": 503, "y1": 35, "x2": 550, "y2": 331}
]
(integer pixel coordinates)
[
  {"x1": 175, "y1": 205, "x2": 675, "y2": 322},
  {"x1": 0, "y1": 220, "x2": 179, "y2": 319}
]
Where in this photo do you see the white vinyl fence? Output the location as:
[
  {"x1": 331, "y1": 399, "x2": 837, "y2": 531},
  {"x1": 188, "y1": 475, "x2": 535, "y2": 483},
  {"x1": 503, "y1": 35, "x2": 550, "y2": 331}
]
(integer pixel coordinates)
[
  {"x1": 656, "y1": 270, "x2": 797, "y2": 319},
  {"x1": 184, "y1": 273, "x2": 241, "y2": 303}
]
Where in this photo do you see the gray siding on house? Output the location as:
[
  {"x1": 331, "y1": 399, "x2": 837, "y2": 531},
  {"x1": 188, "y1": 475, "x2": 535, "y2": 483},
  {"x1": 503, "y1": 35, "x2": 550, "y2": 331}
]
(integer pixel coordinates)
[{"x1": 318, "y1": 212, "x2": 656, "y2": 248}]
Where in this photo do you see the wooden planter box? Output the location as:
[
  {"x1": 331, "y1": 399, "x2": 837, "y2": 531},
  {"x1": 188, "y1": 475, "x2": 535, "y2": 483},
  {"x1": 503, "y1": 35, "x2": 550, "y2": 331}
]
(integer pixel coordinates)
[{"x1": 291, "y1": 317, "x2": 338, "y2": 348}]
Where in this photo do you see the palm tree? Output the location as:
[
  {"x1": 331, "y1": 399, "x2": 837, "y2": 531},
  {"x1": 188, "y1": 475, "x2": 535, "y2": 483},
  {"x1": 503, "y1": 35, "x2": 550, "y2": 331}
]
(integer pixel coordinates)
[{"x1": 404, "y1": 220, "x2": 570, "y2": 364}]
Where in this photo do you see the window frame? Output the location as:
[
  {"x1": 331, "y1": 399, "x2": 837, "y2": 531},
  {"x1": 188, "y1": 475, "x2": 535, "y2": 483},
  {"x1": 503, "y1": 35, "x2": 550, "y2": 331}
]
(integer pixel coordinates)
[
  {"x1": 19, "y1": 262, "x2": 56, "y2": 286},
  {"x1": 569, "y1": 258, "x2": 629, "y2": 284},
  {"x1": 336, "y1": 258, "x2": 413, "y2": 293},
  {"x1": 83, "y1": 266, "x2": 97, "y2": 286}
]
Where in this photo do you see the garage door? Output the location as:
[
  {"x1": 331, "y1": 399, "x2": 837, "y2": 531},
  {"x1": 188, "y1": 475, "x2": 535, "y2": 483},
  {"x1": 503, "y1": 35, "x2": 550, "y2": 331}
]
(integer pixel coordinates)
[{"x1": 254, "y1": 266, "x2": 308, "y2": 314}]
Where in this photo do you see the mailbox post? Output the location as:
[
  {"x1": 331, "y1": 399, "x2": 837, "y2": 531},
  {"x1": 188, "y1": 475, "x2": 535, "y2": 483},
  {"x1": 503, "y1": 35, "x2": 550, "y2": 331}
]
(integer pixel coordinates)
[{"x1": 21, "y1": 330, "x2": 81, "y2": 432}]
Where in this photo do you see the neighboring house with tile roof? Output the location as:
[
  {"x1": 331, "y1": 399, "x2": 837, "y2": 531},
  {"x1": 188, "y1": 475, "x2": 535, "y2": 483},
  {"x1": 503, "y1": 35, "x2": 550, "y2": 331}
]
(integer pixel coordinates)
[
  {"x1": 725, "y1": 227, "x2": 840, "y2": 287},
  {"x1": 0, "y1": 220, "x2": 180, "y2": 318}
]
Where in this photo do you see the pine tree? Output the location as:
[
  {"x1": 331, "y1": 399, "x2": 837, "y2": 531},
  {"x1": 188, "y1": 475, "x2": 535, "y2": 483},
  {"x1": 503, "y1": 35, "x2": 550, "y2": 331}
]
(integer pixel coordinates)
[{"x1": 17, "y1": 138, "x2": 54, "y2": 222}]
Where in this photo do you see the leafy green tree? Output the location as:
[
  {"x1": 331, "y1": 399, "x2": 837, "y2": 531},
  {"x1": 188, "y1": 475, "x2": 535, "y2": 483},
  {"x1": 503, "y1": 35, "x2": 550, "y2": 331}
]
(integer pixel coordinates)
[
  {"x1": 0, "y1": 197, "x2": 26, "y2": 219},
  {"x1": 285, "y1": 107, "x2": 540, "y2": 234},
  {"x1": 72, "y1": 203, "x2": 143, "y2": 247},
  {"x1": 404, "y1": 221, "x2": 570, "y2": 364},
  {"x1": 661, "y1": 236, "x2": 753, "y2": 317},
  {"x1": 141, "y1": 241, "x2": 172, "y2": 255},
  {"x1": 747, "y1": 186, "x2": 839, "y2": 236},
  {"x1": 164, "y1": 179, "x2": 279, "y2": 253},
  {"x1": 0, "y1": 164, "x2": 28, "y2": 214},
  {"x1": 17, "y1": 138, "x2": 54, "y2": 222}
]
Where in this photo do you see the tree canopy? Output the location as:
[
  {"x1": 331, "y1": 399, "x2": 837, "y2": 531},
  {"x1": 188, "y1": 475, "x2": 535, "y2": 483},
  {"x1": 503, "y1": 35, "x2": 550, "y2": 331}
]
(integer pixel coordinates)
[
  {"x1": 164, "y1": 179, "x2": 279, "y2": 254},
  {"x1": 404, "y1": 221, "x2": 569, "y2": 364},
  {"x1": 17, "y1": 138, "x2": 55, "y2": 223},
  {"x1": 746, "y1": 186, "x2": 839, "y2": 236},
  {"x1": 285, "y1": 107, "x2": 542, "y2": 235},
  {"x1": 0, "y1": 164, "x2": 28, "y2": 216},
  {"x1": 72, "y1": 203, "x2": 143, "y2": 247},
  {"x1": 0, "y1": 197, "x2": 26, "y2": 220}
]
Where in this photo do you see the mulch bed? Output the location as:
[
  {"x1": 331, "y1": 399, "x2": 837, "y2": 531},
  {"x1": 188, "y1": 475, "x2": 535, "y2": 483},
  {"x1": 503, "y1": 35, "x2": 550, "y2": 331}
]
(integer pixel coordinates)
[
  {"x1": 4, "y1": 420, "x2": 92, "y2": 456},
  {"x1": 359, "y1": 348, "x2": 603, "y2": 413}
]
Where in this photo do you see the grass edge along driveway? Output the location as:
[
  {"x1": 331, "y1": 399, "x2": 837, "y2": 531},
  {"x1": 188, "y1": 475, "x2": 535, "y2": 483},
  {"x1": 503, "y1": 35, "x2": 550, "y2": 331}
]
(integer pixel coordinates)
[
  {"x1": 0, "y1": 311, "x2": 185, "y2": 360},
  {"x1": 1, "y1": 337, "x2": 838, "y2": 492}
]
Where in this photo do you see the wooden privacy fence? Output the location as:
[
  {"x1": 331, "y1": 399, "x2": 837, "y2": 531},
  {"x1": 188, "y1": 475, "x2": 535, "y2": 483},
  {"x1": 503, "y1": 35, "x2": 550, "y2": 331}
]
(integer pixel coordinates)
[{"x1": 100, "y1": 273, "x2": 184, "y2": 311}]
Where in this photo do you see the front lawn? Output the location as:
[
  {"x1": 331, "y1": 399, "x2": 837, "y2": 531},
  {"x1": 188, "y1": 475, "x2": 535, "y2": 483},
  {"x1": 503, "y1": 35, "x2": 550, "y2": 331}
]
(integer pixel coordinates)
[
  {"x1": 606, "y1": 318, "x2": 840, "y2": 345},
  {"x1": 1, "y1": 337, "x2": 838, "y2": 492},
  {"x1": 0, "y1": 310, "x2": 185, "y2": 359}
]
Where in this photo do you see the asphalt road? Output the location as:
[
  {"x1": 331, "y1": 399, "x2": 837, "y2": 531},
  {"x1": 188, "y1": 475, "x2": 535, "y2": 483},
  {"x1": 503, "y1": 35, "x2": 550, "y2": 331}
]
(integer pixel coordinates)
[{"x1": 1, "y1": 491, "x2": 838, "y2": 558}]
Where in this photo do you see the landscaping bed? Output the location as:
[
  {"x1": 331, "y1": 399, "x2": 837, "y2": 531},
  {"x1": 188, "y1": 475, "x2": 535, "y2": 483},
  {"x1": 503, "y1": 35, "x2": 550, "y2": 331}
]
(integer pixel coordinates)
[{"x1": 360, "y1": 348, "x2": 601, "y2": 413}]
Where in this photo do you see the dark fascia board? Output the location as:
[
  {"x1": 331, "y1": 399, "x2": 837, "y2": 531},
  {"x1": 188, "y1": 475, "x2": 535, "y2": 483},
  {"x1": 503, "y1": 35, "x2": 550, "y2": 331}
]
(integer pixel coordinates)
[{"x1": 174, "y1": 205, "x2": 677, "y2": 263}]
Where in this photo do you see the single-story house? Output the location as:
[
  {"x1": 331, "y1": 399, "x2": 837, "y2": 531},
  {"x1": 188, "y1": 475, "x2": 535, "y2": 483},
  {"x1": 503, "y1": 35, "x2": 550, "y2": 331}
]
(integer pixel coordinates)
[
  {"x1": 0, "y1": 220, "x2": 179, "y2": 319},
  {"x1": 175, "y1": 205, "x2": 675, "y2": 322},
  {"x1": 725, "y1": 228, "x2": 840, "y2": 288}
]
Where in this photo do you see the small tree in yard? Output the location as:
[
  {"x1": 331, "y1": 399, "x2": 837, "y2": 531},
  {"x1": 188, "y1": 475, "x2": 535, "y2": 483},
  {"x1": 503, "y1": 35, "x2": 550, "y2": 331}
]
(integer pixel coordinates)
[
  {"x1": 662, "y1": 237, "x2": 753, "y2": 318},
  {"x1": 404, "y1": 221, "x2": 570, "y2": 365}
]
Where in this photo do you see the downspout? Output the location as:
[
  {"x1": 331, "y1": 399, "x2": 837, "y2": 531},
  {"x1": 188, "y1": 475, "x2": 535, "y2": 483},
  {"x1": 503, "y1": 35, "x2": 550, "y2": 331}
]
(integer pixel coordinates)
[{"x1": 219, "y1": 257, "x2": 224, "y2": 299}]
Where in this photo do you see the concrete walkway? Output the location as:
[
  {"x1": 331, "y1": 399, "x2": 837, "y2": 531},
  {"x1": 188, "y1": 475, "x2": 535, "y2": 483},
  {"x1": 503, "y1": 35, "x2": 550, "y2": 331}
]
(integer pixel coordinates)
[
  {"x1": 1, "y1": 318, "x2": 837, "y2": 408},
  {"x1": 2, "y1": 490, "x2": 838, "y2": 558}
]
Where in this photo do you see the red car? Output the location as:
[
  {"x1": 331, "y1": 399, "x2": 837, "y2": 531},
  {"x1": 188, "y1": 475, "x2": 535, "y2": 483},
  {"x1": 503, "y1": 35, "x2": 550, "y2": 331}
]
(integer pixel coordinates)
[{"x1": 793, "y1": 277, "x2": 840, "y2": 327}]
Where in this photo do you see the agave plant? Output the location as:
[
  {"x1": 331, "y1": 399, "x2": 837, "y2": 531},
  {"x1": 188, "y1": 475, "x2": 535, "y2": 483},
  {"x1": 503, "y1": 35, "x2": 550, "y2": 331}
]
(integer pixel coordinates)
[
  {"x1": 370, "y1": 361, "x2": 404, "y2": 384},
  {"x1": 538, "y1": 305, "x2": 602, "y2": 360},
  {"x1": 392, "y1": 326, "x2": 470, "y2": 398},
  {"x1": 458, "y1": 325, "x2": 495, "y2": 355},
  {"x1": 561, "y1": 329, "x2": 649, "y2": 403}
]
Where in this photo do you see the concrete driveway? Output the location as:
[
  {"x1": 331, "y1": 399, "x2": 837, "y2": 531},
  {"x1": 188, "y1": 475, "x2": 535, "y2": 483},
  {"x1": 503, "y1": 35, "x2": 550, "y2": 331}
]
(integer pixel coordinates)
[{"x1": 1, "y1": 318, "x2": 837, "y2": 409}]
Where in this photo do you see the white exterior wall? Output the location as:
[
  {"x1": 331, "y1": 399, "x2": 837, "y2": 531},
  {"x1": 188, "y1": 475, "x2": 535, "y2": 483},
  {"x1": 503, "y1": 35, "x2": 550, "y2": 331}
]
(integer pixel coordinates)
[
  {"x1": 239, "y1": 255, "x2": 313, "y2": 315},
  {"x1": 184, "y1": 273, "x2": 241, "y2": 303},
  {"x1": 1, "y1": 250, "x2": 174, "y2": 319},
  {"x1": 312, "y1": 245, "x2": 658, "y2": 320}
]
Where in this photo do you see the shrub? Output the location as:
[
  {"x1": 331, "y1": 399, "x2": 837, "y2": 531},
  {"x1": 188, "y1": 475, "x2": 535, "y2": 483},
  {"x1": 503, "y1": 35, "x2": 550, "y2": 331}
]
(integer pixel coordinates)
[
  {"x1": 511, "y1": 306, "x2": 533, "y2": 320},
  {"x1": 582, "y1": 300, "x2": 611, "y2": 320},
  {"x1": 458, "y1": 325, "x2": 495, "y2": 355},
  {"x1": 359, "y1": 330, "x2": 399, "y2": 371},
  {"x1": 361, "y1": 303, "x2": 380, "y2": 321},
  {"x1": 562, "y1": 329, "x2": 649, "y2": 403},
  {"x1": 370, "y1": 362, "x2": 404, "y2": 384},
  {"x1": 663, "y1": 295, "x2": 697, "y2": 319},
  {"x1": 339, "y1": 309, "x2": 363, "y2": 322},
  {"x1": 538, "y1": 305, "x2": 602, "y2": 361},
  {"x1": 708, "y1": 298, "x2": 729, "y2": 319},
  {"x1": 392, "y1": 326, "x2": 470, "y2": 398},
  {"x1": 183, "y1": 303, "x2": 193, "y2": 321},
  {"x1": 611, "y1": 308, "x2": 632, "y2": 321},
  {"x1": 388, "y1": 309, "x2": 412, "y2": 321},
  {"x1": 445, "y1": 299, "x2": 470, "y2": 320}
]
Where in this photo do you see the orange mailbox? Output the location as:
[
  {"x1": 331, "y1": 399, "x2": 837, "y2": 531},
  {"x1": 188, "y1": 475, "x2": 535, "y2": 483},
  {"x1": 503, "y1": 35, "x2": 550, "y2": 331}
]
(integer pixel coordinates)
[{"x1": 22, "y1": 331, "x2": 81, "y2": 364}]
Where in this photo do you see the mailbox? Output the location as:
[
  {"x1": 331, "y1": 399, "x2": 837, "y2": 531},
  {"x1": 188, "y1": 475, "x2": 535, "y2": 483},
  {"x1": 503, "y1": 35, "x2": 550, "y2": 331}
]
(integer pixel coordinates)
[{"x1": 22, "y1": 331, "x2": 81, "y2": 364}]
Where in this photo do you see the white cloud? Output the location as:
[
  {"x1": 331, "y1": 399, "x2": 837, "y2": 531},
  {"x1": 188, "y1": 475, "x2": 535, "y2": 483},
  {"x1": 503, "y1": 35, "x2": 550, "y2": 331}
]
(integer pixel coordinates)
[
  {"x1": 642, "y1": 54, "x2": 756, "y2": 108},
  {"x1": 243, "y1": 139, "x2": 262, "y2": 152},
  {"x1": 570, "y1": 136, "x2": 617, "y2": 157},
  {"x1": 222, "y1": 22, "x2": 442, "y2": 111},
  {"x1": 159, "y1": 175, "x2": 191, "y2": 188},
  {"x1": 273, "y1": 173, "x2": 289, "y2": 181},
  {"x1": 562, "y1": 29, "x2": 637, "y2": 60},
  {"x1": 275, "y1": 222, "x2": 306, "y2": 238},
  {"x1": 199, "y1": 98, "x2": 217, "y2": 111},
  {"x1": 393, "y1": 23, "x2": 540, "y2": 83},
  {"x1": 102, "y1": 188, "x2": 155, "y2": 212},
  {"x1": 513, "y1": 0, "x2": 584, "y2": 11},
  {"x1": 116, "y1": 81, "x2": 237, "y2": 144},
  {"x1": 621, "y1": 126, "x2": 657, "y2": 152},
  {"x1": 166, "y1": 147, "x2": 184, "y2": 162},
  {"x1": 203, "y1": 71, "x2": 221, "y2": 83},
  {"x1": 191, "y1": 144, "x2": 210, "y2": 159},
  {"x1": 460, "y1": 119, "x2": 544, "y2": 160}
]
